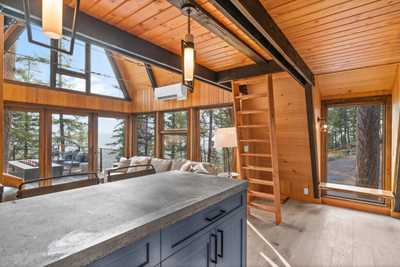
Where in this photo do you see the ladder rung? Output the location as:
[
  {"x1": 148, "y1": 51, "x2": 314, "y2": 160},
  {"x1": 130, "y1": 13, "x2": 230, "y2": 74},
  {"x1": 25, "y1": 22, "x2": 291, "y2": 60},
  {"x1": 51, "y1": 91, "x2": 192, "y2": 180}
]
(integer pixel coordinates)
[
  {"x1": 249, "y1": 202, "x2": 276, "y2": 213},
  {"x1": 235, "y1": 94, "x2": 268, "y2": 100},
  {"x1": 237, "y1": 110, "x2": 268, "y2": 115},
  {"x1": 243, "y1": 165, "x2": 273, "y2": 172},
  {"x1": 239, "y1": 139, "x2": 269, "y2": 143},
  {"x1": 238, "y1": 124, "x2": 268, "y2": 128},
  {"x1": 241, "y1": 153, "x2": 271, "y2": 158},
  {"x1": 248, "y1": 190, "x2": 275, "y2": 200},
  {"x1": 248, "y1": 178, "x2": 274, "y2": 186}
]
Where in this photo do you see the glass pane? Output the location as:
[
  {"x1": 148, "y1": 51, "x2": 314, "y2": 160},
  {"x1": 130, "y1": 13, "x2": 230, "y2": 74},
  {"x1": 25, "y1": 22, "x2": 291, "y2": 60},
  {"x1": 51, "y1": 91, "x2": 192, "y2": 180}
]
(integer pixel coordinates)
[
  {"x1": 51, "y1": 114, "x2": 89, "y2": 176},
  {"x1": 163, "y1": 111, "x2": 188, "y2": 129},
  {"x1": 163, "y1": 135, "x2": 187, "y2": 160},
  {"x1": 58, "y1": 38, "x2": 86, "y2": 73},
  {"x1": 4, "y1": 110, "x2": 40, "y2": 181},
  {"x1": 136, "y1": 114, "x2": 155, "y2": 157},
  {"x1": 56, "y1": 74, "x2": 86, "y2": 92},
  {"x1": 200, "y1": 107, "x2": 233, "y2": 173},
  {"x1": 90, "y1": 44, "x2": 125, "y2": 98},
  {"x1": 98, "y1": 117, "x2": 126, "y2": 172},
  {"x1": 326, "y1": 103, "x2": 384, "y2": 202},
  {"x1": 4, "y1": 24, "x2": 50, "y2": 86}
]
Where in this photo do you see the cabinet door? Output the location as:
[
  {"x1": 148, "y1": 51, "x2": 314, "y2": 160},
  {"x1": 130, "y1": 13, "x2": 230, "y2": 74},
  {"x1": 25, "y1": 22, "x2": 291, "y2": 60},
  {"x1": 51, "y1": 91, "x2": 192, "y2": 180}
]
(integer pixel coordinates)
[
  {"x1": 215, "y1": 209, "x2": 246, "y2": 267},
  {"x1": 162, "y1": 231, "x2": 215, "y2": 267}
]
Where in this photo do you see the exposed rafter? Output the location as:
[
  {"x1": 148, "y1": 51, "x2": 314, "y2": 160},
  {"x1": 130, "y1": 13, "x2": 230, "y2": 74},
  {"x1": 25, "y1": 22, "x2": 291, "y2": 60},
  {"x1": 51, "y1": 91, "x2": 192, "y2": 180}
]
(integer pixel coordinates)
[
  {"x1": 209, "y1": 0, "x2": 314, "y2": 86},
  {"x1": 0, "y1": 0, "x2": 230, "y2": 90},
  {"x1": 144, "y1": 64, "x2": 158, "y2": 91},
  {"x1": 217, "y1": 62, "x2": 282, "y2": 83}
]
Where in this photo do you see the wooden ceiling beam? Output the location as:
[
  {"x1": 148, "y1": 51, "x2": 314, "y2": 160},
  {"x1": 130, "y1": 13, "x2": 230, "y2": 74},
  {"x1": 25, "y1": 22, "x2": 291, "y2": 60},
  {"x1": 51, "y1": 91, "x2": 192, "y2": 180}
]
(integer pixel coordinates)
[
  {"x1": 217, "y1": 62, "x2": 282, "y2": 83},
  {"x1": 209, "y1": 0, "x2": 314, "y2": 86},
  {"x1": 0, "y1": 0, "x2": 231, "y2": 90}
]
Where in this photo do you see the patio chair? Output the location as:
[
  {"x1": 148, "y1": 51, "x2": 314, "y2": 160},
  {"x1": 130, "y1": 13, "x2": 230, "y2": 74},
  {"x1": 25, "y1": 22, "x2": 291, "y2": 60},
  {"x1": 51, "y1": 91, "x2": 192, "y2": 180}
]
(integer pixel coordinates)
[{"x1": 16, "y1": 172, "x2": 100, "y2": 199}]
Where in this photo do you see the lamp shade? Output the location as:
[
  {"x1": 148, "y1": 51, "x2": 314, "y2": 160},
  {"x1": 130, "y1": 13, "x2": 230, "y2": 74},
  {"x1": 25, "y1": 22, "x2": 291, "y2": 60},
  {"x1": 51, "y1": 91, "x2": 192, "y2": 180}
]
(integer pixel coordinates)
[
  {"x1": 42, "y1": 0, "x2": 63, "y2": 39},
  {"x1": 215, "y1": 127, "x2": 237, "y2": 148}
]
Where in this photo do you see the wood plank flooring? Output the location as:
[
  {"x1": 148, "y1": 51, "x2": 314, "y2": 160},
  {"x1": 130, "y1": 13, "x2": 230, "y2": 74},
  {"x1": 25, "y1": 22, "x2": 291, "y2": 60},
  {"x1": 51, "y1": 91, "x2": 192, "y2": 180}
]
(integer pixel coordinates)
[{"x1": 247, "y1": 200, "x2": 400, "y2": 267}]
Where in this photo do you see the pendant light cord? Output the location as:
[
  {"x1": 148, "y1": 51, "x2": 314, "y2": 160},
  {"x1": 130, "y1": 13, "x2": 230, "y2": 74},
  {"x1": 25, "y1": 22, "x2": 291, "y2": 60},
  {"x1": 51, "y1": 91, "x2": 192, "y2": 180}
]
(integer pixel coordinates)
[{"x1": 187, "y1": 7, "x2": 191, "y2": 35}]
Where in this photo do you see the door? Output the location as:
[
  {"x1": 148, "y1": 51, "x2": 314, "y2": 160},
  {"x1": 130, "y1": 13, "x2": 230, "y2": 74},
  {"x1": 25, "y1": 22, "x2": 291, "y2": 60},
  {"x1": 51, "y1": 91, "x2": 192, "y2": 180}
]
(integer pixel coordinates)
[
  {"x1": 162, "y1": 230, "x2": 215, "y2": 267},
  {"x1": 214, "y1": 210, "x2": 246, "y2": 267}
]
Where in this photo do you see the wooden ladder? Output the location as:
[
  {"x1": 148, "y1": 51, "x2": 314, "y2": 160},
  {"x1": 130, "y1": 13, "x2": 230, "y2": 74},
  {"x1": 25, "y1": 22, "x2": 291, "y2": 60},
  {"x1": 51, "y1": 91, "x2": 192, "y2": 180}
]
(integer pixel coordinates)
[{"x1": 232, "y1": 75, "x2": 282, "y2": 224}]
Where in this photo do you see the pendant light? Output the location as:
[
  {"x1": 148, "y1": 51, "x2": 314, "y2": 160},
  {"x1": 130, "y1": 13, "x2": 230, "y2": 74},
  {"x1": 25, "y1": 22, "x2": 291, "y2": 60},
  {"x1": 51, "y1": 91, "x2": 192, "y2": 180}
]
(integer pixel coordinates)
[
  {"x1": 23, "y1": 0, "x2": 80, "y2": 55},
  {"x1": 181, "y1": 3, "x2": 196, "y2": 90}
]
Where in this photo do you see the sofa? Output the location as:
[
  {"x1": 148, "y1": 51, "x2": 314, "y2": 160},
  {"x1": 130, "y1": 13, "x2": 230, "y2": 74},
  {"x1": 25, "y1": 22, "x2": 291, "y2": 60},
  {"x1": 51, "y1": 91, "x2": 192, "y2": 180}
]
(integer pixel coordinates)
[{"x1": 106, "y1": 156, "x2": 217, "y2": 178}]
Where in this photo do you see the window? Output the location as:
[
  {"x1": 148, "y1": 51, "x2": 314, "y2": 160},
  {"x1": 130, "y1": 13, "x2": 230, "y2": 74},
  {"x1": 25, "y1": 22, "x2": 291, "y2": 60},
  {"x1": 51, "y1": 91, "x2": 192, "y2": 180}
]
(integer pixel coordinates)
[
  {"x1": 91, "y1": 44, "x2": 125, "y2": 98},
  {"x1": 4, "y1": 25, "x2": 51, "y2": 86},
  {"x1": 162, "y1": 111, "x2": 188, "y2": 160},
  {"x1": 324, "y1": 99, "x2": 387, "y2": 203},
  {"x1": 200, "y1": 107, "x2": 234, "y2": 172},
  {"x1": 136, "y1": 114, "x2": 156, "y2": 157},
  {"x1": 3, "y1": 110, "x2": 41, "y2": 180},
  {"x1": 4, "y1": 20, "x2": 128, "y2": 99},
  {"x1": 51, "y1": 113, "x2": 89, "y2": 176},
  {"x1": 98, "y1": 117, "x2": 126, "y2": 172}
]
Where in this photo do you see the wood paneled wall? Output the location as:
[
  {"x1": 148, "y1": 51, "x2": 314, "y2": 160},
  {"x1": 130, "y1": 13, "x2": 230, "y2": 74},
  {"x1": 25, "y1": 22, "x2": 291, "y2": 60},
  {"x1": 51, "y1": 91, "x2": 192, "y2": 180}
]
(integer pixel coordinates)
[
  {"x1": 392, "y1": 64, "x2": 400, "y2": 186},
  {"x1": 273, "y1": 74, "x2": 315, "y2": 202},
  {"x1": 131, "y1": 78, "x2": 232, "y2": 113},
  {"x1": 3, "y1": 81, "x2": 132, "y2": 113},
  {"x1": 316, "y1": 64, "x2": 397, "y2": 100},
  {"x1": 237, "y1": 74, "x2": 315, "y2": 202}
]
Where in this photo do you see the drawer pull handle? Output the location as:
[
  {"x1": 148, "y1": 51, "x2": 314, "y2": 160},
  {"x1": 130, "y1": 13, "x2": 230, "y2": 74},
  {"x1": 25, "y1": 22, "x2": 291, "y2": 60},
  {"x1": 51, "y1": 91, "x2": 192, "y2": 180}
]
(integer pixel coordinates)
[
  {"x1": 138, "y1": 243, "x2": 150, "y2": 267},
  {"x1": 205, "y1": 209, "x2": 226, "y2": 222},
  {"x1": 217, "y1": 229, "x2": 224, "y2": 258},
  {"x1": 210, "y1": 234, "x2": 218, "y2": 264}
]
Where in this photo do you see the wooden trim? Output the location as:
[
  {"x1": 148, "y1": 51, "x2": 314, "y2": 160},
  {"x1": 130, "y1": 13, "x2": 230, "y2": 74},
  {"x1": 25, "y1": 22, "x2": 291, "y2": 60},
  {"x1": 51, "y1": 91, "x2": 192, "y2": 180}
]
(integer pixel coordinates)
[
  {"x1": 305, "y1": 84, "x2": 320, "y2": 198},
  {"x1": 4, "y1": 23, "x2": 24, "y2": 52},
  {"x1": 155, "y1": 112, "x2": 162, "y2": 158},
  {"x1": 320, "y1": 182, "x2": 393, "y2": 199},
  {"x1": 1, "y1": 173, "x2": 23, "y2": 188},
  {"x1": 189, "y1": 108, "x2": 200, "y2": 161},
  {"x1": 88, "y1": 113, "x2": 97, "y2": 173},
  {"x1": 322, "y1": 196, "x2": 391, "y2": 216}
]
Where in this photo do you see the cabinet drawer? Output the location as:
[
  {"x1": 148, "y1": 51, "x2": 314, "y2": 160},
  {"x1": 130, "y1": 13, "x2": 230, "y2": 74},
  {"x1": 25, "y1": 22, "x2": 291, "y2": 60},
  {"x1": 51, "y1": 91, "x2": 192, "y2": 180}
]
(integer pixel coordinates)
[
  {"x1": 88, "y1": 231, "x2": 160, "y2": 267},
  {"x1": 161, "y1": 192, "x2": 244, "y2": 260}
]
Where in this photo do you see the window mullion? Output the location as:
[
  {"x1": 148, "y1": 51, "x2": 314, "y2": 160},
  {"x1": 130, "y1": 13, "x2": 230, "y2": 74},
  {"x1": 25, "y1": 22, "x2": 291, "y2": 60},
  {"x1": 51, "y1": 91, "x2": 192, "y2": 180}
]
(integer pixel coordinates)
[{"x1": 85, "y1": 43, "x2": 91, "y2": 94}]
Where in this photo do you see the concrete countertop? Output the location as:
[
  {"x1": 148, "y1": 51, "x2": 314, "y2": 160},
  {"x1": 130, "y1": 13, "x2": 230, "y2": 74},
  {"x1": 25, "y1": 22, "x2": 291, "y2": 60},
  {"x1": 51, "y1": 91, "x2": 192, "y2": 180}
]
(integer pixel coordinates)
[{"x1": 0, "y1": 171, "x2": 247, "y2": 267}]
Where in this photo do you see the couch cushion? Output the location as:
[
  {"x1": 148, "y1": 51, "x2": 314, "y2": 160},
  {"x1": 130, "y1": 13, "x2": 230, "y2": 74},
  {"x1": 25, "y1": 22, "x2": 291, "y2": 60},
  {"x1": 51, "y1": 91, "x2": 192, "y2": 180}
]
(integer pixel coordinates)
[
  {"x1": 117, "y1": 157, "x2": 131, "y2": 169},
  {"x1": 151, "y1": 158, "x2": 172, "y2": 173},
  {"x1": 127, "y1": 156, "x2": 151, "y2": 173},
  {"x1": 179, "y1": 160, "x2": 193, "y2": 172},
  {"x1": 171, "y1": 159, "x2": 189, "y2": 171}
]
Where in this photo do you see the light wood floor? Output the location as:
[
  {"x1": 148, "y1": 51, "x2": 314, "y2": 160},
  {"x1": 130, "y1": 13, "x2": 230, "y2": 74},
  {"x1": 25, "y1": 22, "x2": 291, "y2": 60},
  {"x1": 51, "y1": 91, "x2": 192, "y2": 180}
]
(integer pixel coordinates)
[{"x1": 247, "y1": 199, "x2": 400, "y2": 267}]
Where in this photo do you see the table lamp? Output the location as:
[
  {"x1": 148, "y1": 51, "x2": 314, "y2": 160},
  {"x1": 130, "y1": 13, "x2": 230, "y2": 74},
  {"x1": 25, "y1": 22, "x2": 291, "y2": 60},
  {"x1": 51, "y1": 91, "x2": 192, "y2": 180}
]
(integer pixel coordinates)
[{"x1": 215, "y1": 127, "x2": 237, "y2": 178}]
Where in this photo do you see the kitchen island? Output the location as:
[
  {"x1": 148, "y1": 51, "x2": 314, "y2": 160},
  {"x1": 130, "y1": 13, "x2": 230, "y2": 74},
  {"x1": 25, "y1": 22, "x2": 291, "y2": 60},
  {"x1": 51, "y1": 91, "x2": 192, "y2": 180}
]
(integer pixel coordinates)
[{"x1": 0, "y1": 171, "x2": 247, "y2": 267}]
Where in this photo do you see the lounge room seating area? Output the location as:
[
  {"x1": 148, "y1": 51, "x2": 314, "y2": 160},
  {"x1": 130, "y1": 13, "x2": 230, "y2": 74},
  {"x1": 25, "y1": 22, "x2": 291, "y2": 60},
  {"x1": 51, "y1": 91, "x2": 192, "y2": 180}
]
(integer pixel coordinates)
[{"x1": 0, "y1": 0, "x2": 400, "y2": 267}]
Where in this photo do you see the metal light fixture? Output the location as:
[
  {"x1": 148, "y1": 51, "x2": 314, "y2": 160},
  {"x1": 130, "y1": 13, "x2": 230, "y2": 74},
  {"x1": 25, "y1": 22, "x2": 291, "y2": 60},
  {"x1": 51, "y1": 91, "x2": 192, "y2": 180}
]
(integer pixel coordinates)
[
  {"x1": 181, "y1": 3, "x2": 196, "y2": 90},
  {"x1": 23, "y1": 0, "x2": 80, "y2": 55}
]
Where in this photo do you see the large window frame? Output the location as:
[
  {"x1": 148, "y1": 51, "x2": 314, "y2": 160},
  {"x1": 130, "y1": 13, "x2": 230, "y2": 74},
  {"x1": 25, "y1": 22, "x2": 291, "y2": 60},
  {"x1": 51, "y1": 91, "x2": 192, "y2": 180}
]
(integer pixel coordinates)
[
  {"x1": 161, "y1": 110, "x2": 189, "y2": 160},
  {"x1": 3, "y1": 104, "x2": 130, "y2": 182},
  {"x1": 4, "y1": 22, "x2": 130, "y2": 100},
  {"x1": 321, "y1": 96, "x2": 392, "y2": 203}
]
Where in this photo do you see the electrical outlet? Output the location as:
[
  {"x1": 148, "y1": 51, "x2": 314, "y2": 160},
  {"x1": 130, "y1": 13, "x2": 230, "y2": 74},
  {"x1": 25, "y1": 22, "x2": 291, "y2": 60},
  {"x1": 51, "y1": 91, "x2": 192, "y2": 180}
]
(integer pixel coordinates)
[
  {"x1": 243, "y1": 145, "x2": 249, "y2": 153},
  {"x1": 303, "y1": 187, "x2": 309, "y2": 195}
]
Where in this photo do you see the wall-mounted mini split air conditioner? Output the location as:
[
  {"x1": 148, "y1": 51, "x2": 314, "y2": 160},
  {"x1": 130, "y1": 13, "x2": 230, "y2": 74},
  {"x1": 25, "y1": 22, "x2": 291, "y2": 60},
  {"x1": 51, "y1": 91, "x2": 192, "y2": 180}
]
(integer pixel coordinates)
[{"x1": 154, "y1": 83, "x2": 188, "y2": 101}]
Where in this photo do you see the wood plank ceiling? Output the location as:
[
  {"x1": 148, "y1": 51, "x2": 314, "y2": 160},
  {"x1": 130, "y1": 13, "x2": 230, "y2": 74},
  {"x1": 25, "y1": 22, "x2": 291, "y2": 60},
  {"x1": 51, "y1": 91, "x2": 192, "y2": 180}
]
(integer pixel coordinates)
[
  {"x1": 73, "y1": 0, "x2": 258, "y2": 72},
  {"x1": 260, "y1": 0, "x2": 400, "y2": 74},
  {"x1": 70, "y1": 0, "x2": 400, "y2": 77}
]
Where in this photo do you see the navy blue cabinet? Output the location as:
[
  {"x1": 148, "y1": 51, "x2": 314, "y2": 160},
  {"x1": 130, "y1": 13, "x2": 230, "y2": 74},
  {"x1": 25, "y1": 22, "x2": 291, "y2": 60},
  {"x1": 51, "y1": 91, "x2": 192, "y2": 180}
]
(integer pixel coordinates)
[{"x1": 87, "y1": 192, "x2": 246, "y2": 267}]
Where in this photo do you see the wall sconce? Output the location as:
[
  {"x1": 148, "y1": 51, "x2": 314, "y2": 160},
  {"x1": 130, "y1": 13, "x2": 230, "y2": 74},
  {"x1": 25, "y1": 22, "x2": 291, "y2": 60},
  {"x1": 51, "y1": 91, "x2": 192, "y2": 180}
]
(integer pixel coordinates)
[
  {"x1": 317, "y1": 117, "x2": 328, "y2": 132},
  {"x1": 23, "y1": 0, "x2": 80, "y2": 55}
]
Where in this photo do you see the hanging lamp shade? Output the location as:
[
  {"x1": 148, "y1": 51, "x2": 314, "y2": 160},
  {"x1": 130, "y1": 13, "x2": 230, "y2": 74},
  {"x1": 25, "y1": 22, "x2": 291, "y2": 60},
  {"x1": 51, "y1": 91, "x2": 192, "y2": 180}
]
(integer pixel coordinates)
[
  {"x1": 182, "y1": 33, "x2": 195, "y2": 83},
  {"x1": 42, "y1": 0, "x2": 63, "y2": 39}
]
